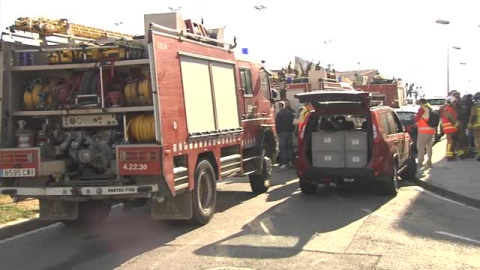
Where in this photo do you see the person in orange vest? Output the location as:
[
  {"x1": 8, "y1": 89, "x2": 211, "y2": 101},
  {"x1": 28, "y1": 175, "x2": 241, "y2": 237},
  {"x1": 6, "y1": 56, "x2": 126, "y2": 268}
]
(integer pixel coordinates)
[
  {"x1": 441, "y1": 96, "x2": 465, "y2": 160},
  {"x1": 415, "y1": 98, "x2": 435, "y2": 168}
]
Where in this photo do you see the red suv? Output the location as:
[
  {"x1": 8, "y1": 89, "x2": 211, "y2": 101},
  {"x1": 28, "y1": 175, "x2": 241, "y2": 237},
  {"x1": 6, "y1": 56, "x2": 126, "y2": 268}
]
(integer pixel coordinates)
[{"x1": 295, "y1": 91, "x2": 416, "y2": 196}]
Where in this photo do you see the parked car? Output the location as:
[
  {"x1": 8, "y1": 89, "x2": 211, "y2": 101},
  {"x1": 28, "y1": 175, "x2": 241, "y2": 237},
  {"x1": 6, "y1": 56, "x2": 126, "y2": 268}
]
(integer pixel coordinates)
[
  {"x1": 295, "y1": 91, "x2": 417, "y2": 196},
  {"x1": 425, "y1": 97, "x2": 446, "y2": 111},
  {"x1": 395, "y1": 109, "x2": 418, "y2": 154}
]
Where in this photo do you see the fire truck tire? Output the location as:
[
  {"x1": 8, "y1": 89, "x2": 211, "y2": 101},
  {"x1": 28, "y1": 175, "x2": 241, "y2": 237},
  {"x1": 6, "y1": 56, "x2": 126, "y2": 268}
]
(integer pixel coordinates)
[
  {"x1": 62, "y1": 201, "x2": 112, "y2": 226},
  {"x1": 249, "y1": 154, "x2": 272, "y2": 194},
  {"x1": 191, "y1": 159, "x2": 217, "y2": 225}
]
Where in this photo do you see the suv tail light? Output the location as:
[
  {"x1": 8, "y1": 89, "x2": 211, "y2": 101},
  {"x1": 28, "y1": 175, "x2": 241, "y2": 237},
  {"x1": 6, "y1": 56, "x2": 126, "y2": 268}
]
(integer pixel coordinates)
[
  {"x1": 299, "y1": 123, "x2": 306, "y2": 141},
  {"x1": 373, "y1": 122, "x2": 381, "y2": 144}
]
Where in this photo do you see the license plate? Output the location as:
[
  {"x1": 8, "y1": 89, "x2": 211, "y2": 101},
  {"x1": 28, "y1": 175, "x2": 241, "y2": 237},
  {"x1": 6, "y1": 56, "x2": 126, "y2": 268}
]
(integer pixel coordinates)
[
  {"x1": 344, "y1": 178, "x2": 355, "y2": 183},
  {"x1": 0, "y1": 168, "x2": 36, "y2": 177}
]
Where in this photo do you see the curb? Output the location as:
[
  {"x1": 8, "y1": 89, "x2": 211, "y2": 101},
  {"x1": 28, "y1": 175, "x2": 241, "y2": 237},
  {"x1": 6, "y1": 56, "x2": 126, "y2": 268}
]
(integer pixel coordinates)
[
  {"x1": 412, "y1": 178, "x2": 480, "y2": 209},
  {"x1": 0, "y1": 218, "x2": 56, "y2": 241}
]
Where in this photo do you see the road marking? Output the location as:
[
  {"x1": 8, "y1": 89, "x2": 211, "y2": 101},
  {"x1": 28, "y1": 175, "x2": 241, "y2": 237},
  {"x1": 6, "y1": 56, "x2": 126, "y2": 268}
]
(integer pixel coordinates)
[
  {"x1": 259, "y1": 221, "x2": 272, "y2": 235},
  {"x1": 412, "y1": 186, "x2": 479, "y2": 211},
  {"x1": 435, "y1": 231, "x2": 480, "y2": 245},
  {"x1": 361, "y1": 208, "x2": 372, "y2": 214},
  {"x1": 0, "y1": 222, "x2": 62, "y2": 245}
]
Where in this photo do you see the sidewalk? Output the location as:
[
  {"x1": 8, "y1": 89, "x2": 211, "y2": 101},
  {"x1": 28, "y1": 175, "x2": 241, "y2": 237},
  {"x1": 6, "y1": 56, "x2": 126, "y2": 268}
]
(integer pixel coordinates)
[{"x1": 415, "y1": 138, "x2": 480, "y2": 207}]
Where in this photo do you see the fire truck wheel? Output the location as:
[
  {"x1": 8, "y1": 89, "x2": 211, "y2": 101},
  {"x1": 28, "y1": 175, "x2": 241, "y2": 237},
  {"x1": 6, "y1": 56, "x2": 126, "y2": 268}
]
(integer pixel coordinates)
[
  {"x1": 191, "y1": 159, "x2": 217, "y2": 225},
  {"x1": 62, "y1": 201, "x2": 112, "y2": 226},
  {"x1": 249, "y1": 155, "x2": 272, "y2": 194}
]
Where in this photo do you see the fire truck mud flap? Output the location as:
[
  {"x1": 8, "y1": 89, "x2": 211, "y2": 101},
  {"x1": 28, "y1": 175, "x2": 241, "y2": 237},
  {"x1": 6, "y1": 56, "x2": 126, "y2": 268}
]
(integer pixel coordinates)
[
  {"x1": 150, "y1": 190, "x2": 193, "y2": 220},
  {"x1": 40, "y1": 200, "x2": 79, "y2": 220}
]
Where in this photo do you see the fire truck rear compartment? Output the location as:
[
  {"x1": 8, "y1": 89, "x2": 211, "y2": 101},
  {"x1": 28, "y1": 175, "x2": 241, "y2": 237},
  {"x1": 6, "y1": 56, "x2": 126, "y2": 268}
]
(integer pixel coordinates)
[{"x1": 0, "y1": 42, "x2": 160, "y2": 188}]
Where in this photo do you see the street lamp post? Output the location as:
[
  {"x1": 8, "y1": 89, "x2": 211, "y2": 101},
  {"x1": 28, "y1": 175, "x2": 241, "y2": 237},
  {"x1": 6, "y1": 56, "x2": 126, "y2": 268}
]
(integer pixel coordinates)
[
  {"x1": 436, "y1": 19, "x2": 462, "y2": 95},
  {"x1": 447, "y1": 46, "x2": 461, "y2": 95}
]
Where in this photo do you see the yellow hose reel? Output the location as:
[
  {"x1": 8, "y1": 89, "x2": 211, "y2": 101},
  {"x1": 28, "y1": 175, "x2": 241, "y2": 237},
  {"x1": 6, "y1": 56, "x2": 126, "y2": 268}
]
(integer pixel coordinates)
[
  {"x1": 124, "y1": 78, "x2": 152, "y2": 106},
  {"x1": 127, "y1": 114, "x2": 156, "y2": 143},
  {"x1": 23, "y1": 82, "x2": 54, "y2": 110}
]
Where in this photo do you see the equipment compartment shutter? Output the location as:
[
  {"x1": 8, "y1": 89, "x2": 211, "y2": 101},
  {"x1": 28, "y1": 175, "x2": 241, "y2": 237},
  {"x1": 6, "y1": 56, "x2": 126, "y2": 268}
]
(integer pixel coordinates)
[
  {"x1": 211, "y1": 62, "x2": 240, "y2": 130},
  {"x1": 179, "y1": 56, "x2": 216, "y2": 133}
]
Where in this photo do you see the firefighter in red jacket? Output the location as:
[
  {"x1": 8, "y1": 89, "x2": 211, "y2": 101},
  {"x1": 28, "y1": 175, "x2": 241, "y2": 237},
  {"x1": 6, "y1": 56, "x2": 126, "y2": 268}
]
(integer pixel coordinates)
[{"x1": 442, "y1": 96, "x2": 465, "y2": 160}]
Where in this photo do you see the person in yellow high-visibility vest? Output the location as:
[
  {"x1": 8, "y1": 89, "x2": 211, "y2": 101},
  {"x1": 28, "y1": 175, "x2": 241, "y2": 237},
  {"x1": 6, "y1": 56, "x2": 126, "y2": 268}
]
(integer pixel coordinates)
[
  {"x1": 468, "y1": 93, "x2": 480, "y2": 161},
  {"x1": 298, "y1": 103, "x2": 314, "y2": 130}
]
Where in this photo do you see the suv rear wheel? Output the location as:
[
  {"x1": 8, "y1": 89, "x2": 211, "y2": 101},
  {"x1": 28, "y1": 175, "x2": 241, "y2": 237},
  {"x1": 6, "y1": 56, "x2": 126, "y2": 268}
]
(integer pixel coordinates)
[
  {"x1": 299, "y1": 177, "x2": 317, "y2": 195},
  {"x1": 400, "y1": 157, "x2": 417, "y2": 180},
  {"x1": 380, "y1": 163, "x2": 399, "y2": 196}
]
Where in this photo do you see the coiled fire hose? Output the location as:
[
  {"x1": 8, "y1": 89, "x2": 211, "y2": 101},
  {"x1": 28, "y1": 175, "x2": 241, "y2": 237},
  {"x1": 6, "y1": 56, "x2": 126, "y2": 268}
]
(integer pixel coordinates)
[
  {"x1": 124, "y1": 78, "x2": 152, "y2": 105},
  {"x1": 126, "y1": 114, "x2": 156, "y2": 142},
  {"x1": 23, "y1": 80, "x2": 55, "y2": 110}
]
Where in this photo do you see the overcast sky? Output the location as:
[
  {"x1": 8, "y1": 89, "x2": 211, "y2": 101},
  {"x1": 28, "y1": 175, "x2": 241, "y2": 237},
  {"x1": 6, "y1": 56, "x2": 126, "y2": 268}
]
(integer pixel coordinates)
[{"x1": 1, "y1": 0, "x2": 479, "y2": 96}]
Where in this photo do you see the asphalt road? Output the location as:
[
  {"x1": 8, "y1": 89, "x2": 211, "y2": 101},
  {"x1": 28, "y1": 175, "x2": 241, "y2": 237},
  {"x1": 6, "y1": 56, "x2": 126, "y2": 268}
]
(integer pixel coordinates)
[{"x1": 0, "y1": 168, "x2": 479, "y2": 270}]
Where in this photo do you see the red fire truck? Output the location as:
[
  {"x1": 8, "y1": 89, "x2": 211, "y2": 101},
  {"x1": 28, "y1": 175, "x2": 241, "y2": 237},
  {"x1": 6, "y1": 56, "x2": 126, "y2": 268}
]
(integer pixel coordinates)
[{"x1": 0, "y1": 13, "x2": 277, "y2": 225}]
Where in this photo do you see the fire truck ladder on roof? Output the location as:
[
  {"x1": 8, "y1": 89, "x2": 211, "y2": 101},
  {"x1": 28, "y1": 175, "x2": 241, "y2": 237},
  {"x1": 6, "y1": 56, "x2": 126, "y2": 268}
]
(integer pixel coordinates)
[
  {"x1": 9, "y1": 17, "x2": 133, "y2": 40},
  {"x1": 184, "y1": 19, "x2": 208, "y2": 37}
]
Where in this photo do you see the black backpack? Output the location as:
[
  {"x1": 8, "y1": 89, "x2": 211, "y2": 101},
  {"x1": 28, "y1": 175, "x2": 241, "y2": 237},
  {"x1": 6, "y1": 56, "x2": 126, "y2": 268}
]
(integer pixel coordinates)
[{"x1": 426, "y1": 108, "x2": 440, "y2": 128}]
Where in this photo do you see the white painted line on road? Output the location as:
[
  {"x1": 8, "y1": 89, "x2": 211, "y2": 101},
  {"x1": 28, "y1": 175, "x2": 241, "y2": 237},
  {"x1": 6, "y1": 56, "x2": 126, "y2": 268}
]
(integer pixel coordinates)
[
  {"x1": 435, "y1": 231, "x2": 480, "y2": 245},
  {"x1": 412, "y1": 186, "x2": 479, "y2": 211},
  {"x1": 361, "y1": 208, "x2": 372, "y2": 214},
  {"x1": 260, "y1": 221, "x2": 272, "y2": 235},
  {"x1": 0, "y1": 222, "x2": 62, "y2": 245}
]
